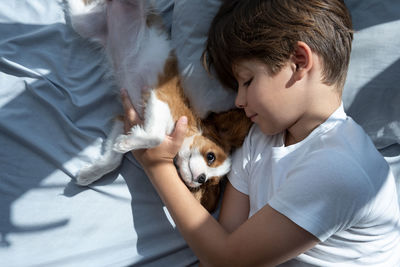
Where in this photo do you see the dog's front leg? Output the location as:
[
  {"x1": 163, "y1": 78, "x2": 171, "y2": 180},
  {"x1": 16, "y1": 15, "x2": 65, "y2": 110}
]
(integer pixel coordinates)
[
  {"x1": 77, "y1": 119, "x2": 125, "y2": 186},
  {"x1": 113, "y1": 91, "x2": 175, "y2": 153}
]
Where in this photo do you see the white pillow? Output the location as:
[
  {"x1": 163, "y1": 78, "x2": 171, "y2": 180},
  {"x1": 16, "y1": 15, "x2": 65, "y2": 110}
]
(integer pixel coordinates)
[{"x1": 171, "y1": 0, "x2": 236, "y2": 118}]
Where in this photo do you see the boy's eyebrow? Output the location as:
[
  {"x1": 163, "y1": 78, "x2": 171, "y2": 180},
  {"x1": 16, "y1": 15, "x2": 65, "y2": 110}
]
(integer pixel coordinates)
[
  {"x1": 233, "y1": 67, "x2": 251, "y2": 80},
  {"x1": 232, "y1": 64, "x2": 247, "y2": 77},
  {"x1": 231, "y1": 67, "x2": 241, "y2": 79},
  {"x1": 233, "y1": 70, "x2": 245, "y2": 80}
]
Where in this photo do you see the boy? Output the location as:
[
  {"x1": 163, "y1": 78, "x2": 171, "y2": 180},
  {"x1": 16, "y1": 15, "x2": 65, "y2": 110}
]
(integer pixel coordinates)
[{"x1": 121, "y1": 0, "x2": 400, "y2": 265}]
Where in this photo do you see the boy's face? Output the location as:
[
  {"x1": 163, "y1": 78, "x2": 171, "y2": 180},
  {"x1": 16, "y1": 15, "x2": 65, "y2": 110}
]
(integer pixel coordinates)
[{"x1": 233, "y1": 59, "x2": 308, "y2": 136}]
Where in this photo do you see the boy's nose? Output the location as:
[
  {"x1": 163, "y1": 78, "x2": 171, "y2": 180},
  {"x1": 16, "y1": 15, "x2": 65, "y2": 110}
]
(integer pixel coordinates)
[{"x1": 235, "y1": 87, "x2": 247, "y2": 108}]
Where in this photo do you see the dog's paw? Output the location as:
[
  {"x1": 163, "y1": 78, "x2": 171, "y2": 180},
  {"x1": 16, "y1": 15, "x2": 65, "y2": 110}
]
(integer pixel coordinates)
[
  {"x1": 76, "y1": 164, "x2": 104, "y2": 186},
  {"x1": 113, "y1": 130, "x2": 164, "y2": 152},
  {"x1": 113, "y1": 134, "x2": 135, "y2": 153}
]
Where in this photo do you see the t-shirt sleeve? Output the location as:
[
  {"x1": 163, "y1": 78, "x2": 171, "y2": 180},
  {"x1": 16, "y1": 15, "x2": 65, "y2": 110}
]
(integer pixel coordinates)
[
  {"x1": 227, "y1": 127, "x2": 254, "y2": 195},
  {"x1": 268, "y1": 152, "x2": 375, "y2": 242}
]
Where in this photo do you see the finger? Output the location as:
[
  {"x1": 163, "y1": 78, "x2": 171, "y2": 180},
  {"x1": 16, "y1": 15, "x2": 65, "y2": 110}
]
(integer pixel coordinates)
[
  {"x1": 120, "y1": 88, "x2": 142, "y2": 125},
  {"x1": 171, "y1": 116, "x2": 188, "y2": 145},
  {"x1": 124, "y1": 116, "x2": 132, "y2": 133}
]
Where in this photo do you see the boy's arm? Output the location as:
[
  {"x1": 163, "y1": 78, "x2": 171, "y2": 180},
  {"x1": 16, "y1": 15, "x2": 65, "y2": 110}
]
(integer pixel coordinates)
[
  {"x1": 143, "y1": 161, "x2": 318, "y2": 267},
  {"x1": 121, "y1": 91, "x2": 319, "y2": 266},
  {"x1": 199, "y1": 181, "x2": 249, "y2": 267},
  {"x1": 218, "y1": 181, "x2": 250, "y2": 233}
]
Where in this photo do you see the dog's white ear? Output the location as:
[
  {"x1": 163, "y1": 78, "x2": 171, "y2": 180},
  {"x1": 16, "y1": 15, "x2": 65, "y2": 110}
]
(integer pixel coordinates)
[{"x1": 68, "y1": 0, "x2": 107, "y2": 45}]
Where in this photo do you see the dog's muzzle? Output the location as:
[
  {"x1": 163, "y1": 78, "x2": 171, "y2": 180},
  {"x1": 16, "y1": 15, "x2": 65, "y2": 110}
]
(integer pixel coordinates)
[{"x1": 195, "y1": 173, "x2": 206, "y2": 184}]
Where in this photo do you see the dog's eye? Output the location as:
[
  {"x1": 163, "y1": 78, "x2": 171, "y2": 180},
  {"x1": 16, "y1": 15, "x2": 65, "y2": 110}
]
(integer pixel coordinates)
[{"x1": 206, "y1": 152, "x2": 216, "y2": 165}]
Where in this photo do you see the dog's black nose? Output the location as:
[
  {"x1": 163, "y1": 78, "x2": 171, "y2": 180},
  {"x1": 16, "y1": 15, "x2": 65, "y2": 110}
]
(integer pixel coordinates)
[{"x1": 196, "y1": 174, "x2": 206, "y2": 184}]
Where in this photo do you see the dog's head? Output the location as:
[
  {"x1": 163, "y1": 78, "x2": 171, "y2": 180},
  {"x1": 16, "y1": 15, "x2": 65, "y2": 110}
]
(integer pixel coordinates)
[
  {"x1": 175, "y1": 134, "x2": 231, "y2": 188},
  {"x1": 175, "y1": 109, "x2": 252, "y2": 188}
]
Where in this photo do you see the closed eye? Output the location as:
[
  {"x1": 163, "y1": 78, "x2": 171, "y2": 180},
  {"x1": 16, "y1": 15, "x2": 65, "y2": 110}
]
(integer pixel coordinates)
[{"x1": 243, "y1": 78, "x2": 253, "y2": 87}]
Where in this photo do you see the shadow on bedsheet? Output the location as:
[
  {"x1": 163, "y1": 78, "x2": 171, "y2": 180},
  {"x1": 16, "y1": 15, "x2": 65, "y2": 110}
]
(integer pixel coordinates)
[
  {"x1": 346, "y1": 58, "x2": 400, "y2": 155},
  {"x1": 1, "y1": 39, "x2": 59, "y2": 249},
  {"x1": 0, "y1": 21, "x2": 120, "y2": 251},
  {"x1": 345, "y1": 0, "x2": 400, "y2": 31},
  {"x1": 0, "y1": 132, "x2": 69, "y2": 248},
  {"x1": 119, "y1": 155, "x2": 198, "y2": 266},
  {"x1": 0, "y1": 82, "x2": 85, "y2": 248},
  {"x1": 0, "y1": 20, "x2": 197, "y2": 265}
]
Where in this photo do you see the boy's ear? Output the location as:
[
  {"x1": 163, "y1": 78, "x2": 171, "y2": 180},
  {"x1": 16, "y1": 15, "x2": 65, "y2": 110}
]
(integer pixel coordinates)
[{"x1": 291, "y1": 41, "x2": 313, "y2": 81}]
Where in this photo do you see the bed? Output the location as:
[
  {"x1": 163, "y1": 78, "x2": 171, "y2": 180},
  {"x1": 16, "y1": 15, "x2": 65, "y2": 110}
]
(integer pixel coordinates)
[{"x1": 0, "y1": 0, "x2": 399, "y2": 266}]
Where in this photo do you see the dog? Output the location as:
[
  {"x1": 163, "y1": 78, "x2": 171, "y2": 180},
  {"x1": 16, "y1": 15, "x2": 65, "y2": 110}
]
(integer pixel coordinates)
[{"x1": 68, "y1": 0, "x2": 252, "y2": 212}]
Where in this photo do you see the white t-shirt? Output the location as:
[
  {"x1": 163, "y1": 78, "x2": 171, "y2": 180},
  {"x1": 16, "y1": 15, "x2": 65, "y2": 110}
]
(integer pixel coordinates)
[{"x1": 229, "y1": 105, "x2": 400, "y2": 266}]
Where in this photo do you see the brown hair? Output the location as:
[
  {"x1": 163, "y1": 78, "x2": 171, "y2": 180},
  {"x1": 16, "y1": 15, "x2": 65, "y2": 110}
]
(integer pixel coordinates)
[{"x1": 204, "y1": 0, "x2": 353, "y2": 91}]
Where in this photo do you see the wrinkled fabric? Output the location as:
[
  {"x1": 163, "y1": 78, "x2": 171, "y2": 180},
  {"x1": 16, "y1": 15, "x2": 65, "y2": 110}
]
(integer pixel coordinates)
[
  {"x1": 0, "y1": 1, "x2": 197, "y2": 266},
  {"x1": 0, "y1": 0, "x2": 399, "y2": 266}
]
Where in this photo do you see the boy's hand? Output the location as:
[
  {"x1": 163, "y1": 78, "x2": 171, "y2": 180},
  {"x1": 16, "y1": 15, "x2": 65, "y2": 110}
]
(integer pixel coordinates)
[{"x1": 120, "y1": 88, "x2": 188, "y2": 168}]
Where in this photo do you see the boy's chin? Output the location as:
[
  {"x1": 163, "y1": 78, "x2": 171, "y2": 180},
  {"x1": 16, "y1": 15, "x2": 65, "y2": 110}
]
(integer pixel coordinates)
[{"x1": 258, "y1": 124, "x2": 282, "y2": 136}]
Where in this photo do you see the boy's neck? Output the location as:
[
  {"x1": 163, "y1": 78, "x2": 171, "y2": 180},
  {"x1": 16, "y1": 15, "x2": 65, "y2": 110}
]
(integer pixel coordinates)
[{"x1": 285, "y1": 85, "x2": 342, "y2": 147}]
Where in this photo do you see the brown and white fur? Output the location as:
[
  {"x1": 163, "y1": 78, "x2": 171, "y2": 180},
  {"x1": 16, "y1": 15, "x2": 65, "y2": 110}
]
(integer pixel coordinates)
[{"x1": 68, "y1": 0, "x2": 251, "y2": 212}]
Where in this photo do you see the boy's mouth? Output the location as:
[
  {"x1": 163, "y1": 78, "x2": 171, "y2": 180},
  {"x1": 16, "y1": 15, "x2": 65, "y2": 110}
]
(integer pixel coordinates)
[{"x1": 248, "y1": 113, "x2": 257, "y2": 121}]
